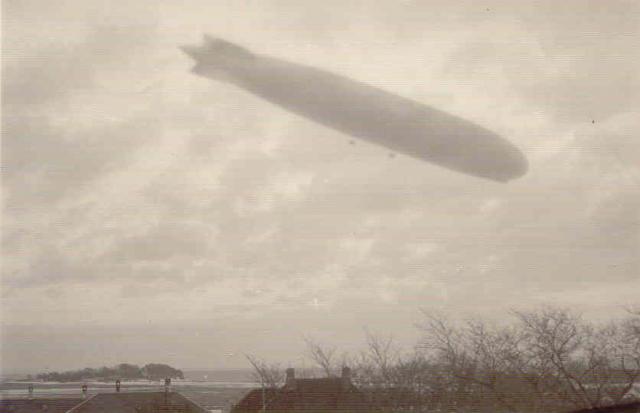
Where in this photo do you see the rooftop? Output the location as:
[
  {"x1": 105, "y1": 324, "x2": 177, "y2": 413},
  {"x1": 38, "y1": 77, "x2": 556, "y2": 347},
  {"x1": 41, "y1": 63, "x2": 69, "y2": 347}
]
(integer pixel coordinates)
[
  {"x1": 232, "y1": 367, "x2": 370, "y2": 412},
  {"x1": 0, "y1": 398, "x2": 84, "y2": 413},
  {"x1": 0, "y1": 391, "x2": 210, "y2": 413},
  {"x1": 68, "y1": 391, "x2": 209, "y2": 413}
]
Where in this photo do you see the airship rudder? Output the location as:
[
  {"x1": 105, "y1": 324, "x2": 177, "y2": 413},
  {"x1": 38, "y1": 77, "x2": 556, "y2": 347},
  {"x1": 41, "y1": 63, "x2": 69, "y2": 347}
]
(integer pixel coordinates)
[{"x1": 180, "y1": 35, "x2": 254, "y2": 80}]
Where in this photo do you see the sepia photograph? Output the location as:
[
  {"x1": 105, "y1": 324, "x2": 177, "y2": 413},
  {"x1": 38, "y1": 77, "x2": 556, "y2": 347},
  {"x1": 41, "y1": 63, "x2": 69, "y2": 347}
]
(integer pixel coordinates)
[{"x1": 2, "y1": 1, "x2": 639, "y2": 412}]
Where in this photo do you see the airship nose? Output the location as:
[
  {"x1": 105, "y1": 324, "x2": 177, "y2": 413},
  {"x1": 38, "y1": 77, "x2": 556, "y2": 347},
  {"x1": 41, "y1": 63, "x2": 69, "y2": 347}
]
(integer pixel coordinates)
[
  {"x1": 513, "y1": 152, "x2": 529, "y2": 180},
  {"x1": 495, "y1": 147, "x2": 529, "y2": 182}
]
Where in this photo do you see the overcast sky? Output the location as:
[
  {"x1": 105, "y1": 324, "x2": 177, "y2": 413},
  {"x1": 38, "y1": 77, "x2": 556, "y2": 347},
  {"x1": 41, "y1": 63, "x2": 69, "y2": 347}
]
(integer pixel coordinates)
[{"x1": 2, "y1": 0, "x2": 639, "y2": 374}]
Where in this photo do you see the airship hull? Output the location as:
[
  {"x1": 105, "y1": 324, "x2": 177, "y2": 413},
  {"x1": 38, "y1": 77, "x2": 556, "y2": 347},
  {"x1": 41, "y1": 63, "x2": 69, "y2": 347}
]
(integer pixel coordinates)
[{"x1": 181, "y1": 37, "x2": 528, "y2": 182}]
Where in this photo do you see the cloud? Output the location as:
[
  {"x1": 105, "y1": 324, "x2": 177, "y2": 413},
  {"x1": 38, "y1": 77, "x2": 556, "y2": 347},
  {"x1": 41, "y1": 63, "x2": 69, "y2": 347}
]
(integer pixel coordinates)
[
  {"x1": 439, "y1": 0, "x2": 640, "y2": 126},
  {"x1": 109, "y1": 222, "x2": 216, "y2": 262},
  {"x1": 3, "y1": 25, "x2": 155, "y2": 105},
  {"x1": 2, "y1": 22, "x2": 161, "y2": 210},
  {"x1": 1, "y1": 0, "x2": 638, "y2": 372}
]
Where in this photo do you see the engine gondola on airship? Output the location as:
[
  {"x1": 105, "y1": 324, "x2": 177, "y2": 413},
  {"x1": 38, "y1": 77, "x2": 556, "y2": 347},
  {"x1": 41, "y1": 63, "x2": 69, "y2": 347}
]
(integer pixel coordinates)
[{"x1": 180, "y1": 36, "x2": 528, "y2": 182}]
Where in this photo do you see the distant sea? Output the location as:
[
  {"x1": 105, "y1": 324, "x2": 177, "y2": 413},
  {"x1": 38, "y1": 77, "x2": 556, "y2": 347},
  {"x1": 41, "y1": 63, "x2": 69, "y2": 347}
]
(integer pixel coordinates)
[
  {"x1": 182, "y1": 368, "x2": 254, "y2": 383},
  {"x1": 1, "y1": 369, "x2": 257, "y2": 401},
  {"x1": 1, "y1": 369, "x2": 254, "y2": 384}
]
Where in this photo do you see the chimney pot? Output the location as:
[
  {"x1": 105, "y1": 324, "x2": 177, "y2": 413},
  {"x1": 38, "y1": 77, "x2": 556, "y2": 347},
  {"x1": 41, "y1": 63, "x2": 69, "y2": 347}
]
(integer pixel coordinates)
[
  {"x1": 341, "y1": 367, "x2": 352, "y2": 391},
  {"x1": 285, "y1": 368, "x2": 295, "y2": 389}
]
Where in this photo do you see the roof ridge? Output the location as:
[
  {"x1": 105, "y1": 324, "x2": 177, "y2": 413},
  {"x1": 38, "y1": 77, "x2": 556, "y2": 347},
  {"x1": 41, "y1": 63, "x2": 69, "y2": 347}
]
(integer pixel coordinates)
[
  {"x1": 170, "y1": 390, "x2": 211, "y2": 411},
  {"x1": 64, "y1": 391, "x2": 210, "y2": 413},
  {"x1": 66, "y1": 394, "x2": 98, "y2": 413}
]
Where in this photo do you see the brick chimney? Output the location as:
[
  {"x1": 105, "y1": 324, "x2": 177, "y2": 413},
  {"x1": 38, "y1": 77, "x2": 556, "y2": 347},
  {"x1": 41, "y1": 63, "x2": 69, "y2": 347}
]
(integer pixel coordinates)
[
  {"x1": 285, "y1": 368, "x2": 296, "y2": 389},
  {"x1": 341, "y1": 367, "x2": 352, "y2": 391}
]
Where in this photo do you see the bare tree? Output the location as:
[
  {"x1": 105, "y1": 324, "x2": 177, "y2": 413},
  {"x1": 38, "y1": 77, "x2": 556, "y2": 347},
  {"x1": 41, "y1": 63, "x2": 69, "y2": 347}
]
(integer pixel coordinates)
[
  {"x1": 304, "y1": 337, "x2": 340, "y2": 377},
  {"x1": 419, "y1": 312, "x2": 526, "y2": 412},
  {"x1": 625, "y1": 306, "x2": 640, "y2": 342},
  {"x1": 514, "y1": 308, "x2": 593, "y2": 409},
  {"x1": 244, "y1": 306, "x2": 640, "y2": 413},
  {"x1": 362, "y1": 329, "x2": 398, "y2": 383},
  {"x1": 515, "y1": 308, "x2": 640, "y2": 409},
  {"x1": 245, "y1": 354, "x2": 284, "y2": 388},
  {"x1": 419, "y1": 307, "x2": 640, "y2": 412}
]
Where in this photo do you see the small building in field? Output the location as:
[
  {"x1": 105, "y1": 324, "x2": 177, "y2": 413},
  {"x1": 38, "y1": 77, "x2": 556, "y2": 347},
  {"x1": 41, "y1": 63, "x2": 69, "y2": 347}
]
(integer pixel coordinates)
[{"x1": 231, "y1": 367, "x2": 370, "y2": 412}]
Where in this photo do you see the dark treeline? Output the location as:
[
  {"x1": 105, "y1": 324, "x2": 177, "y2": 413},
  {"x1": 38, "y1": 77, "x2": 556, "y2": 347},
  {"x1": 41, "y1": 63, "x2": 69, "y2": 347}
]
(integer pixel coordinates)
[
  {"x1": 34, "y1": 363, "x2": 184, "y2": 382},
  {"x1": 247, "y1": 307, "x2": 640, "y2": 413}
]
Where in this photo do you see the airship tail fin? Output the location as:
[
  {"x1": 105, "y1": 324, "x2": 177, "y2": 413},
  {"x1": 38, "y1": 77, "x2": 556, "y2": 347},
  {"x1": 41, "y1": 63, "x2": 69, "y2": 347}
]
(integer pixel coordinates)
[{"x1": 180, "y1": 35, "x2": 254, "y2": 82}]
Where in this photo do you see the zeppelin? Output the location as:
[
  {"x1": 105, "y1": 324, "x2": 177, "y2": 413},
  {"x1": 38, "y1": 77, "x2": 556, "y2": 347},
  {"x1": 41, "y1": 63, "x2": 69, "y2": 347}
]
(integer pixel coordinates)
[{"x1": 181, "y1": 36, "x2": 528, "y2": 182}]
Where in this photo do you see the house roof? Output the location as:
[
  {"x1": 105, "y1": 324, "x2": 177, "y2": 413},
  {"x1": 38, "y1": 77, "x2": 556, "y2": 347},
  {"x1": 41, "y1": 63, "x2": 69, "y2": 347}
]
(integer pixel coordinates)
[
  {"x1": 232, "y1": 377, "x2": 371, "y2": 412},
  {"x1": 66, "y1": 392, "x2": 209, "y2": 413},
  {"x1": 232, "y1": 388, "x2": 280, "y2": 412},
  {"x1": 567, "y1": 401, "x2": 640, "y2": 413},
  {"x1": 0, "y1": 398, "x2": 84, "y2": 413},
  {"x1": 284, "y1": 378, "x2": 352, "y2": 394}
]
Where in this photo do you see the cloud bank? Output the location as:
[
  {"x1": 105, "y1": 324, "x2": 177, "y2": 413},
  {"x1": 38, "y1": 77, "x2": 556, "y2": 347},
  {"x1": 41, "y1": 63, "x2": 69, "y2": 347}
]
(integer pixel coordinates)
[{"x1": 2, "y1": 0, "x2": 638, "y2": 372}]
